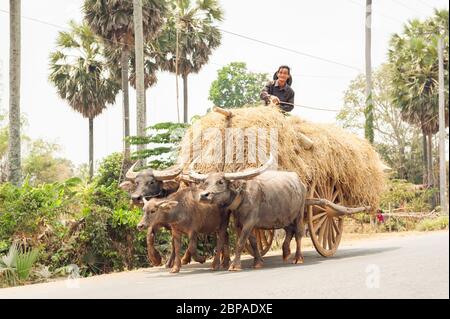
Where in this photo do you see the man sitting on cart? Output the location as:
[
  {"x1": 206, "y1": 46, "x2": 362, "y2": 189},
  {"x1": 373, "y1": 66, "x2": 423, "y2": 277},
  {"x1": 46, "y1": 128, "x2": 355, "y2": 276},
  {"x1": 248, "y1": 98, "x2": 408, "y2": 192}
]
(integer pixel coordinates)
[{"x1": 260, "y1": 65, "x2": 295, "y2": 113}]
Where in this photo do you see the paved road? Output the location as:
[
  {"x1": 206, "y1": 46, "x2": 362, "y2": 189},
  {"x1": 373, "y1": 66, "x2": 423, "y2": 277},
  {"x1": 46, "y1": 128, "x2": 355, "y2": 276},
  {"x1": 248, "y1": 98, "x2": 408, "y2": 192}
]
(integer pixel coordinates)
[{"x1": 1, "y1": 231, "x2": 448, "y2": 299}]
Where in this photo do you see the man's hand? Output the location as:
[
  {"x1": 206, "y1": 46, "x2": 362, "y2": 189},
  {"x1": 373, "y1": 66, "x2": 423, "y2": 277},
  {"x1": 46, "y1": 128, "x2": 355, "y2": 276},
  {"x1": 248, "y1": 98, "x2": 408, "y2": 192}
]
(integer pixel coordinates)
[{"x1": 270, "y1": 95, "x2": 280, "y2": 105}]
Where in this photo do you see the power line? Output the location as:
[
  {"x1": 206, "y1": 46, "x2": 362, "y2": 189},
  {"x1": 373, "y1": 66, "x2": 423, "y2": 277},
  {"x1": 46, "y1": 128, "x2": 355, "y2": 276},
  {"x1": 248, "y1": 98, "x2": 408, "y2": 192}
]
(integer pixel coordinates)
[
  {"x1": 121, "y1": 0, "x2": 362, "y2": 72},
  {"x1": 391, "y1": 0, "x2": 424, "y2": 15},
  {"x1": 346, "y1": 0, "x2": 404, "y2": 24},
  {"x1": 0, "y1": 8, "x2": 347, "y2": 113},
  {"x1": 219, "y1": 29, "x2": 361, "y2": 72},
  {"x1": 414, "y1": 0, "x2": 437, "y2": 10}
]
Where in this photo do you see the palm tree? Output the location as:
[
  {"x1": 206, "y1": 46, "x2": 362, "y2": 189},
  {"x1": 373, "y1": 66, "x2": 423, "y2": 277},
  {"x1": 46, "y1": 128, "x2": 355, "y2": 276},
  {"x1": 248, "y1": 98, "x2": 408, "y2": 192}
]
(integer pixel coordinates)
[
  {"x1": 103, "y1": 41, "x2": 160, "y2": 121},
  {"x1": 49, "y1": 21, "x2": 119, "y2": 179},
  {"x1": 83, "y1": 0, "x2": 167, "y2": 160},
  {"x1": 388, "y1": 9, "x2": 449, "y2": 189},
  {"x1": 159, "y1": 0, "x2": 223, "y2": 123},
  {"x1": 365, "y1": 0, "x2": 374, "y2": 144},
  {"x1": 8, "y1": 0, "x2": 21, "y2": 186}
]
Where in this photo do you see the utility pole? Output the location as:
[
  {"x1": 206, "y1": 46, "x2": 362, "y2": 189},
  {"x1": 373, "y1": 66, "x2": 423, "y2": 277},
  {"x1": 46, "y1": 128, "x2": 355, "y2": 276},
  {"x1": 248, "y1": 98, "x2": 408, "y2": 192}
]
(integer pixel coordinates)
[
  {"x1": 365, "y1": 0, "x2": 374, "y2": 144},
  {"x1": 438, "y1": 37, "x2": 448, "y2": 215},
  {"x1": 133, "y1": 0, "x2": 146, "y2": 161},
  {"x1": 8, "y1": 0, "x2": 21, "y2": 186}
]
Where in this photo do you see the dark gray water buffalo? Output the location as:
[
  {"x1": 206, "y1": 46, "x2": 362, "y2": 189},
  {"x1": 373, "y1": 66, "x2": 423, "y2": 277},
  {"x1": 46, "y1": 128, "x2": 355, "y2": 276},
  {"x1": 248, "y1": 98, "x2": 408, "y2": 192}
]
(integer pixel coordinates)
[
  {"x1": 190, "y1": 154, "x2": 307, "y2": 271},
  {"x1": 137, "y1": 185, "x2": 231, "y2": 273},
  {"x1": 119, "y1": 162, "x2": 183, "y2": 204}
]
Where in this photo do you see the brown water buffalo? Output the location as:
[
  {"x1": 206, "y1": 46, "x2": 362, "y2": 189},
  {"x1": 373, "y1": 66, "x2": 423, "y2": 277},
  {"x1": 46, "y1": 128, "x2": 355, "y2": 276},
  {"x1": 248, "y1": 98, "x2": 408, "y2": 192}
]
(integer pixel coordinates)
[
  {"x1": 119, "y1": 162, "x2": 185, "y2": 269},
  {"x1": 190, "y1": 154, "x2": 307, "y2": 271},
  {"x1": 137, "y1": 185, "x2": 231, "y2": 273}
]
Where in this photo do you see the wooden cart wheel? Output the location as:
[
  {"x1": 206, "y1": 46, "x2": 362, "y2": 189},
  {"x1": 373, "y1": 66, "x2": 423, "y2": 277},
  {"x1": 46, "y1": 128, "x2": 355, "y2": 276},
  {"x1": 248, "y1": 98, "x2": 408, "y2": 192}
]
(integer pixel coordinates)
[
  {"x1": 307, "y1": 179, "x2": 345, "y2": 257},
  {"x1": 245, "y1": 229, "x2": 274, "y2": 257}
]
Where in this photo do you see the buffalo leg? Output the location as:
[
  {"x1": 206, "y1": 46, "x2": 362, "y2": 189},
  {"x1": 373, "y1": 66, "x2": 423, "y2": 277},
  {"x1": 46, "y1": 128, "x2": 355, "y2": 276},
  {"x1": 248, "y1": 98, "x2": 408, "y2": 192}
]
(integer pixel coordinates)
[
  {"x1": 212, "y1": 219, "x2": 229, "y2": 270},
  {"x1": 293, "y1": 216, "x2": 304, "y2": 264},
  {"x1": 146, "y1": 229, "x2": 162, "y2": 266},
  {"x1": 165, "y1": 235, "x2": 177, "y2": 268},
  {"x1": 282, "y1": 226, "x2": 295, "y2": 262},
  {"x1": 170, "y1": 231, "x2": 182, "y2": 273},
  {"x1": 186, "y1": 232, "x2": 206, "y2": 264},
  {"x1": 229, "y1": 223, "x2": 256, "y2": 271},
  {"x1": 221, "y1": 231, "x2": 231, "y2": 269},
  {"x1": 248, "y1": 233, "x2": 264, "y2": 268}
]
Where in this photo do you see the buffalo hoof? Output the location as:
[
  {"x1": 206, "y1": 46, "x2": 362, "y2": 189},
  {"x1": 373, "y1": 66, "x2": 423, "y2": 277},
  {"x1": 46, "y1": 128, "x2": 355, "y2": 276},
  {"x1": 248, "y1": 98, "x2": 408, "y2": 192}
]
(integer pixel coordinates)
[
  {"x1": 292, "y1": 256, "x2": 304, "y2": 264},
  {"x1": 170, "y1": 266, "x2": 180, "y2": 274},
  {"x1": 181, "y1": 256, "x2": 191, "y2": 265},
  {"x1": 194, "y1": 256, "x2": 206, "y2": 264},
  {"x1": 253, "y1": 260, "x2": 264, "y2": 269},
  {"x1": 211, "y1": 262, "x2": 220, "y2": 271},
  {"x1": 221, "y1": 259, "x2": 230, "y2": 269},
  {"x1": 228, "y1": 263, "x2": 242, "y2": 272},
  {"x1": 282, "y1": 256, "x2": 291, "y2": 263},
  {"x1": 165, "y1": 259, "x2": 174, "y2": 269}
]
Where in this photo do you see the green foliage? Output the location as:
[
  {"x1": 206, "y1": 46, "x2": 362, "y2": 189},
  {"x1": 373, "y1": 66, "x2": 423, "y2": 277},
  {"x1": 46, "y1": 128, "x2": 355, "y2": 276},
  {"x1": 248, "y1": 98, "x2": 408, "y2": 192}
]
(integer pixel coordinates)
[
  {"x1": 337, "y1": 64, "x2": 425, "y2": 183},
  {"x1": 0, "y1": 242, "x2": 40, "y2": 287},
  {"x1": 416, "y1": 216, "x2": 449, "y2": 231},
  {"x1": 209, "y1": 62, "x2": 269, "y2": 108},
  {"x1": 129, "y1": 122, "x2": 189, "y2": 169},
  {"x1": 94, "y1": 152, "x2": 124, "y2": 188},
  {"x1": 380, "y1": 179, "x2": 436, "y2": 212},
  {"x1": 388, "y1": 9, "x2": 449, "y2": 135},
  {"x1": 22, "y1": 139, "x2": 75, "y2": 185},
  {"x1": 0, "y1": 178, "x2": 78, "y2": 244}
]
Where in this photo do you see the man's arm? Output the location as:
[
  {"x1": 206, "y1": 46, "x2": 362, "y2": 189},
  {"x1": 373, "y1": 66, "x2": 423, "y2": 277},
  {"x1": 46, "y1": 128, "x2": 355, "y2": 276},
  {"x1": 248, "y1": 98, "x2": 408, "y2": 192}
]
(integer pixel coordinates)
[{"x1": 260, "y1": 81, "x2": 273, "y2": 104}]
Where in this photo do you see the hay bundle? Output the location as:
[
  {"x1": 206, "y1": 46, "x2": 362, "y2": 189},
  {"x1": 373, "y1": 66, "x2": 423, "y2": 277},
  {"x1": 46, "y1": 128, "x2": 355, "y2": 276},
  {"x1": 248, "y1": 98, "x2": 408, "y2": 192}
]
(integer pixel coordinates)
[{"x1": 177, "y1": 106, "x2": 386, "y2": 210}]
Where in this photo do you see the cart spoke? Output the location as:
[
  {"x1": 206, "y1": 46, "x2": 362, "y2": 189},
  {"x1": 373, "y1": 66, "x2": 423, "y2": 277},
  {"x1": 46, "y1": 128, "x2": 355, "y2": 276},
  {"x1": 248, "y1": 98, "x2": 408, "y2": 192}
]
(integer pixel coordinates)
[
  {"x1": 315, "y1": 214, "x2": 328, "y2": 233},
  {"x1": 327, "y1": 220, "x2": 334, "y2": 249},
  {"x1": 331, "y1": 218, "x2": 341, "y2": 235},
  {"x1": 320, "y1": 219, "x2": 328, "y2": 248},
  {"x1": 312, "y1": 211, "x2": 327, "y2": 221}
]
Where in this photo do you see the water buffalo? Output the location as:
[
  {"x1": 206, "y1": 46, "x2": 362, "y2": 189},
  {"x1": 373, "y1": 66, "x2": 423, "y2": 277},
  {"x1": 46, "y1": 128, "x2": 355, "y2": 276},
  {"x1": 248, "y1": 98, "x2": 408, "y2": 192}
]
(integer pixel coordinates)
[
  {"x1": 137, "y1": 185, "x2": 231, "y2": 273},
  {"x1": 119, "y1": 161, "x2": 183, "y2": 204},
  {"x1": 190, "y1": 154, "x2": 306, "y2": 271},
  {"x1": 119, "y1": 162, "x2": 185, "y2": 268}
]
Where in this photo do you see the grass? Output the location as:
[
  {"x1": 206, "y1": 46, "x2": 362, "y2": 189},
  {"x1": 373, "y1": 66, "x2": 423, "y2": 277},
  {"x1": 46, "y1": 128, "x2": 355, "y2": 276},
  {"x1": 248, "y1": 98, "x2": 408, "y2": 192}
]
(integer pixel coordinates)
[{"x1": 416, "y1": 216, "x2": 449, "y2": 231}]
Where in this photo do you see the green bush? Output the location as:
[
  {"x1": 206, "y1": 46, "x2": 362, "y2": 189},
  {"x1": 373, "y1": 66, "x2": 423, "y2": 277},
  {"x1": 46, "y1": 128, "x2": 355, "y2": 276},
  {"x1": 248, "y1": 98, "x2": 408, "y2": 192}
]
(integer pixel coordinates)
[
  {"x1": 94, "y1": 152, "x2": 124, "y2": 188},
  {"x1": 380, "y1": 179, "x2": 435, "y2": 212},
  {"x1": 416, "y1": 216, "x2": 449, "y2": 231}
]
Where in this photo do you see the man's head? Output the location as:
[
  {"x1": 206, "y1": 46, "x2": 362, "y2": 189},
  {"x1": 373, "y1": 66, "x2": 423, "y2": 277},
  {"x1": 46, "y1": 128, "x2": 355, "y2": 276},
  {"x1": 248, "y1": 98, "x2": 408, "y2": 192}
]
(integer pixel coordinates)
[{"x1": 274, "y1": 65, "x2": 292, "y2": 86}]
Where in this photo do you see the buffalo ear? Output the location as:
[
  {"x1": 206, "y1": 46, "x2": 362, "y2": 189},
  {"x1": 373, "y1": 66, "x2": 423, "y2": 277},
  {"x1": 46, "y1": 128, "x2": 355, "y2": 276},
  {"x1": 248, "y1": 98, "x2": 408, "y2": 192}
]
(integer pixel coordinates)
[
  {"x1": 159, "y1": 200, "x2": 179, "y2": 211},
  {"x1": 229, "y1": 180, "x2": 246, "y2": 193},
  {"x1": 119, "y1": 181, "x2": 135, "y2": 192},
  {"x1": 162, "y1": 180, "x2": 180, "y2": 194}
]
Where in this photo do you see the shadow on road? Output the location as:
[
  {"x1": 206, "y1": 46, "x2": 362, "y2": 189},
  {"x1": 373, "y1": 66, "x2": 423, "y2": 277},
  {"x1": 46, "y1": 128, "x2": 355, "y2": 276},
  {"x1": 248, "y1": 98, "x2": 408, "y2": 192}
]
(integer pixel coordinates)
[{"x1": 144, "y1": 246, "x2": 400, "y2": 277}]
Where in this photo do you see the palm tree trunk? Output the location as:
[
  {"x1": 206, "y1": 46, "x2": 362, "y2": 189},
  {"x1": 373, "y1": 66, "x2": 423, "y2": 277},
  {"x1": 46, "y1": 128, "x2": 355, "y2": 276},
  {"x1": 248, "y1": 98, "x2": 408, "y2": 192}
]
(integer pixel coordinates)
[
  {"x1": 121, "y1": 48, "x2": 130, "y2": 161},
  {"x1": 364, "y1": 0, "x2": 374, "y2": 144},
  {"x1": 427, "y1": 133, "x2": 437, "y2": 209},
  {"x1": 7, "y1": 0, "x2": 21, "y2": 186},
  {"x1": 89, "y1": 117, "x2": 94, "y2": 180},
  {"x1": 183, "y1": 73, "x2": 188, "y2": 123},
  {"x1": 422, "y1": 131, "x2": 428, "y2": 185},
  {"x1": 427, "y1": 133, "x2": 434, "y2": 188},
  {"x1": 133, "y1": 0, "x2": 146, "y2": 155}
]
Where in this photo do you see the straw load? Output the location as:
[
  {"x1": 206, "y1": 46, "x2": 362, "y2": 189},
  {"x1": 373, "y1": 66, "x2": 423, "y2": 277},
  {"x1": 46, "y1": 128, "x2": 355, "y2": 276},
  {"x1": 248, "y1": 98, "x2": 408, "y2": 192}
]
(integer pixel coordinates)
[{"x1": 177, "y1": 105, "x2": 386, "y2": 210}]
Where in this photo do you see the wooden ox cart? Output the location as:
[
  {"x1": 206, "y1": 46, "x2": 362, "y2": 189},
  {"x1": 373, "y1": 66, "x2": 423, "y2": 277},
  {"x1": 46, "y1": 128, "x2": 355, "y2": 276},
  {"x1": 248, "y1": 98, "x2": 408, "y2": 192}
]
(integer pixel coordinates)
[{"x1": 212, "y1": 107, "x2": 373, "y2": 258}]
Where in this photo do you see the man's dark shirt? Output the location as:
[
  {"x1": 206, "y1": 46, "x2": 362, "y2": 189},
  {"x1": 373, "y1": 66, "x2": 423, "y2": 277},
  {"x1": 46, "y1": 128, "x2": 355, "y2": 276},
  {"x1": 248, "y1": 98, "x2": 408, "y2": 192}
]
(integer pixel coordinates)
[{"x1": 260, "y1": 80, "x2": 295, "y2": 112}]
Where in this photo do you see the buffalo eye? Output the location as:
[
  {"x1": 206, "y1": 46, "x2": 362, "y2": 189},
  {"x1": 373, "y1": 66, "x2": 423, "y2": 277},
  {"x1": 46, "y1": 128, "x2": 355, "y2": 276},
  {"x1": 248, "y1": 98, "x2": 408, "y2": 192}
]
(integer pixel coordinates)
[{"x1": 218, "y1": 180, "x2": 224, "y2": 185}]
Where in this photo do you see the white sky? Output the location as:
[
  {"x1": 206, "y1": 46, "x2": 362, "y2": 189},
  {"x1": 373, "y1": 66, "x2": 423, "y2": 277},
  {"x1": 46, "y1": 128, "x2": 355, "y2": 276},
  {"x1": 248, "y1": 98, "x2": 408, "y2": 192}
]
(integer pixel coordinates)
[{"x1": 0, "y1": 0, "x2": 448, "y2": 167}]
